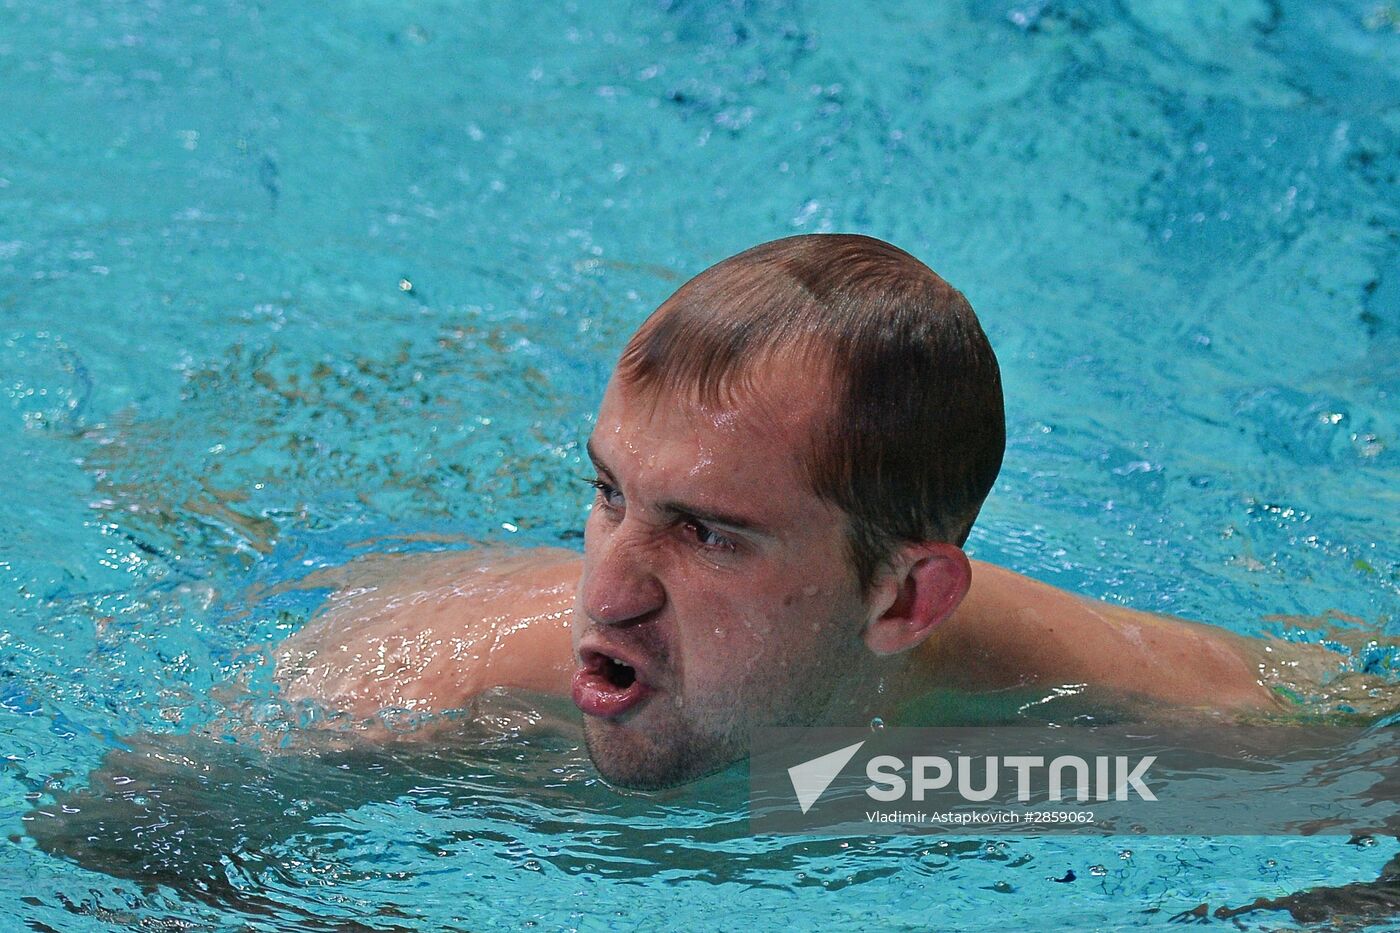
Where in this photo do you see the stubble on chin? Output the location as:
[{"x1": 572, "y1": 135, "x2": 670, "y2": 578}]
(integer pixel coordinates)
[{"x1": 581, "y1": 715, "x2": 742, "y2": 791}]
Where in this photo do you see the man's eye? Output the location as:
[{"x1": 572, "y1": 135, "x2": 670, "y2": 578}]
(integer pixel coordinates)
[
  {"x1": 685, "y1": 520, "x2": 735, "y2": 552},
  {"x1": 588, "y1": 479, "x2": 624, "y2": 510}
]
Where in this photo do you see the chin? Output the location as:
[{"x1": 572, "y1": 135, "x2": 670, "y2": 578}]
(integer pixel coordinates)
[{"x1": 582, "y1": 714, "x2": 739, "y2": 790}]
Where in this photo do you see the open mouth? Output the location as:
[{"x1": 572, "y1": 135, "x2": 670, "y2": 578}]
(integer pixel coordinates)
[
  {"x1": 600, "y1": 656, "x2": 636, "y2": 689},
  {"x1": 572, "y1": 649, "x2": 653, "y2": 719}
]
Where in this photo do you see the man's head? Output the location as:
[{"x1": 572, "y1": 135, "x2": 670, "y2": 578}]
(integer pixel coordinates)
[{"x1": 570, "y1": 234, "x2": 1005, "y2": 789}]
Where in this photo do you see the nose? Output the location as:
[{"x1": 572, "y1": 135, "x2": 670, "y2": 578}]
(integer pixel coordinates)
[{"x1": 581, "y1": 519, "x2": 666, "y2": 627}]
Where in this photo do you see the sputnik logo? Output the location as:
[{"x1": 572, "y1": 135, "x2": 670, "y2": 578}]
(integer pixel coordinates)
[{"x1": 787, "y1": 741, "x2": 866, "y2": 814}]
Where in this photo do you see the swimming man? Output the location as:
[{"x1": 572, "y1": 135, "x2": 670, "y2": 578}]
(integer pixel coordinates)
[{"x1": 276, "y1": 234, "x2": 1283, "y2": 790}]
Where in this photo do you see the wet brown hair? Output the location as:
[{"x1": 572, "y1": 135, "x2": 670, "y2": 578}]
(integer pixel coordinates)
[{"x1": 616, "y1": 234, "x2": 1005, "y2": 589}]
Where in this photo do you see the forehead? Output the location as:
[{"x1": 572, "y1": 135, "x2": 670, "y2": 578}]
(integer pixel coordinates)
[
  {"x1": 590, "y1": 360, "x2": 837, "y2": 523},
  {"x1": 597, "y1": 352, "x2": 832, "y2": 450}
]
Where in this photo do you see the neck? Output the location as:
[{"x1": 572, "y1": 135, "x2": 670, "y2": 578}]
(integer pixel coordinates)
[{"x1": 816, "y1": 656, "x2": 922, "y2": 728}]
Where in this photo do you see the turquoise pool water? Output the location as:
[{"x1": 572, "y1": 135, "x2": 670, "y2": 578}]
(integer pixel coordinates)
[{"x1": 3, "y1": 0, "x2": 1398, "y2": 929}]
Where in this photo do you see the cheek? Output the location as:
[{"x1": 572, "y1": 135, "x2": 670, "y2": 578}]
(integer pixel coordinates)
[
  {"x1": 781, "y1": 582, "x2": 849, "y2": 621},
  {"x1": 668, "y1": 588, "x2": 764, "y2": 688},
  {"x1": 773, "y1": 585, "x2": 867, "y2": 665},
  {"x1": 687, "y1": 586, "x2": 854, "y2": 683}
]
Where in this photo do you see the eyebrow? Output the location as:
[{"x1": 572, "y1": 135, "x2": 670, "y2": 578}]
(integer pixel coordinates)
[{"x1": 585, "y1": 439, "x2": 774, "y2": 536}]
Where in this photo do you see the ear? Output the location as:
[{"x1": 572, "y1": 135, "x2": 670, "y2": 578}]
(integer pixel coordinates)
[{"x1": 862, "y1": 543, "x2": 972, "y2": 657}]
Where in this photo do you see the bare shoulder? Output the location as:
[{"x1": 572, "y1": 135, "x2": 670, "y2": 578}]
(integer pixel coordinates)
[
  {"x1": 918, "y1": 561, "x2": 1285, "y2": 714},
  {"x1": 275, "y1": 547, "x2": 582, "y2": 719}
]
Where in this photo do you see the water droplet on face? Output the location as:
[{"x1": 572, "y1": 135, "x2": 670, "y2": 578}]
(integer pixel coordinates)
[
  {"x1": 876, "y1": 677, "x2": 887, "y2": 695},
  {"x1": 802, "y1": 585, "x2": 818, "y2": 597},
  {"x1": 713, "y1": 627, "x2": 724, "y2": 639},
  {"x1": 869, "y1": 717, "x2": 885, "y2": 731}
]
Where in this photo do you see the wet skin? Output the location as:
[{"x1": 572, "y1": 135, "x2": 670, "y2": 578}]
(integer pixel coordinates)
[
  {"x1": 569, "y1": 364, "x2": 905, "y2": 788},
  {"x1": 277, "y1": 365, "x2": 1282, "y2": 787}
]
